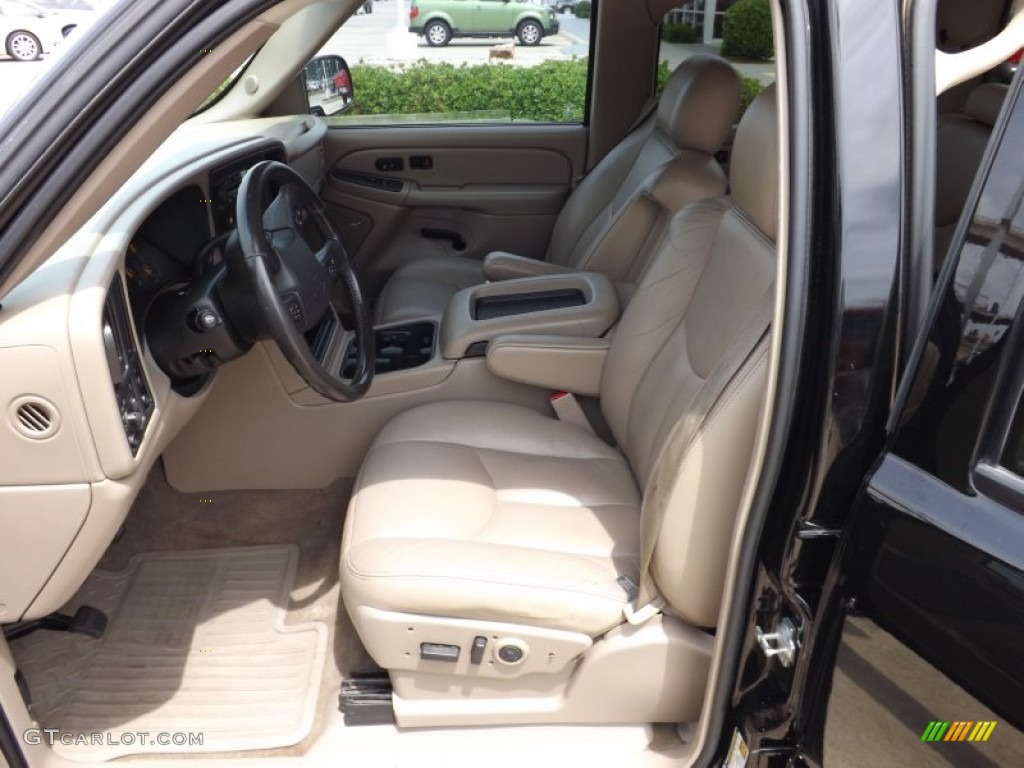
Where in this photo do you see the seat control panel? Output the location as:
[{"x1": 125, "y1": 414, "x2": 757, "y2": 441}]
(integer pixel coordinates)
[
  {"x1": 420, "y1": 642, "x2": 460, "y2": 662},
  {"x1": 470, "y1": 636, "x2": 487, "y2": 665}
]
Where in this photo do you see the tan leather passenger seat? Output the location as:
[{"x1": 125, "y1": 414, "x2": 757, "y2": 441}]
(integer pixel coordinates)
[
  {"x1": 373, "y1": 55, "x2": 742, "y2": 324},
  {"x1": 339, "y1": 86, "x2": 779, "y2": 726}
]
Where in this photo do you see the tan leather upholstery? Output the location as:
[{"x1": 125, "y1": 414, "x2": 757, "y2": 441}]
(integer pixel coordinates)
[
  {"x1": 440, "y1": 272, "x2": 619, "y2": 360},
  {"x1": 485, "y1": 335, "x2": 610, "y2": 395},
  {"x1": 482, "y1": 251, "x2": 575, "y2": 281},
  {"x1": 728, "y1": 84, "x2": 778, "y2": 242},
  {"x1": 342, "y1": 401, "x2": 641, "y2": 635},
  {"x1": 374, "y1": 56, "x2": 741, "y2": 324},
  {"x1": 372, "y1": 255, "x2": 484, "y2": 327},
  {"x1": 935, "y1": 82, "x2": 1007, "y2": 265},
  {"x1": 342, "y1": 86, "x2": 779, "y2": 661}
]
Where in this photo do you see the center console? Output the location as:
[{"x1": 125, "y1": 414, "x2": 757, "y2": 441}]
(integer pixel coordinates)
[
  {"x1": 341, "y1": 321, "x2": 436, "y2": 378},
  {"x1": 440, "y1": 272, "x2": 619, "y2": 360}
]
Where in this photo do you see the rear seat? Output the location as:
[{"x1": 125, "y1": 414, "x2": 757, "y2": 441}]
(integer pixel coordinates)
[{"x1": 935, "y1": 82, "x2": 1008, "y2": 266}]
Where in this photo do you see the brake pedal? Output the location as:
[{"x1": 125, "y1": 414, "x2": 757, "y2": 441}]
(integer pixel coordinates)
[
  {"x1": 339, "y1": 672, "x2": 394, "y2": 725},
  {"x1": 2, "y1": 605, "x2": 108, "y2": 641},
  {"x1": 66, "y1": 605, "x2": 108, "y2": 638}
]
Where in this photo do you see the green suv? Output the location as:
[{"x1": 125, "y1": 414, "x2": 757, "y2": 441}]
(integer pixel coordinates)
[{"x1": 409, "y1": 0, "x2": 559, "y2": 47}]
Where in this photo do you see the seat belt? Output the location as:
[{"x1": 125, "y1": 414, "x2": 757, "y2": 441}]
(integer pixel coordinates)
[
  {"x1": 623, "y1": 289, "x2": 774, "y2": 625},
  {"x1": 626, "y1": 95, "x2": 659, "y2": 135},
  {"x1": 550, "y1": 391, "x2": 596, "y2": 435},
  {"x1": 574, "y1": 97, "x2": 658, "y2": 187}
]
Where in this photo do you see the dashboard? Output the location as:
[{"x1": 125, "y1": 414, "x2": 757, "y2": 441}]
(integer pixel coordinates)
[
  {"x1": 125, "y1": 146, "x2": 286, "y2": 328},
  {"x1": 0, "y1": 115, "x2": 327, "y2": 624}
]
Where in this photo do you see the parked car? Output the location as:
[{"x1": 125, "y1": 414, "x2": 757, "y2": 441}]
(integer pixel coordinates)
[
  {"x1": 0, "y1": 0, "x2": 63, "y2": 59},
  {"x1": 544, "y1": 0, "x2": 578, "y2": 13},
  {"x1": 409, "y1": 0, "x2": 558, "y2": 47},
  {"x1": 29, "y1": 0, "x2": 95, "y2": 38}
]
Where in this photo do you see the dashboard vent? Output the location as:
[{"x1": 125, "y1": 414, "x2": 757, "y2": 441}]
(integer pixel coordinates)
[{"x1": 10, "y1": 397, "x2": 60, "y2": 440}]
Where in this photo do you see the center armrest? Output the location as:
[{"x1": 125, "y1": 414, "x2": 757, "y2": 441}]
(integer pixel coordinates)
[
  {"x1": 486, "y1": 335, "x2": 610, "y2": 395},
  {"x1": 439, "y1": 272, "x2": 620, "y2": 360},
  {"x1": 482, "y1": 252, "x2": 575, "y2": 281}
]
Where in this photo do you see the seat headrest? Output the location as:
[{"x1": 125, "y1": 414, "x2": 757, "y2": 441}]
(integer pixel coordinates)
[
  {"x1": 964, "y1": 83, "x2": 1007, "y2": 127},
  {"x1": 656, "y1": 55, "x2": 741, "y2": 154},
  {"x1": 729, "y1": 84, "x2": 779, "y2": 242}
]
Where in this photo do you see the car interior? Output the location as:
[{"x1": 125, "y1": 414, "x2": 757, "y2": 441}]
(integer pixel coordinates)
[{"x1": 0, "y1": 0, "x2": 1020, "y2": 766}]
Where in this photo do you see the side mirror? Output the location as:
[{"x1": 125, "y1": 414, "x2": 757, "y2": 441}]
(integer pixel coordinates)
[{"x1": 303, "y1": 55, "x2": 354, "y2": 117}]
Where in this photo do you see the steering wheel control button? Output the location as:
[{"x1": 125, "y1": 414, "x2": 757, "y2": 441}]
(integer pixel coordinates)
[
  {"x1": 420, "y1": 643, "x2": 460, "y2": 663},
  {"x1": 470, "y1": 636, "x2": 488, "y2": 665},
  {"x1": 189, "y1": 308, "x2": 220, "y2": 332},
  {"x1": 495, "y1": 639, "x2": 528, "y2": 665},
  {"x1": 286, "y1": 299, "x2": 304, "y2": 327}
]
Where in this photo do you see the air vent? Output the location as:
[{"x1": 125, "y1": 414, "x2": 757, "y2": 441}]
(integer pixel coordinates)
[{"x1": 10, "y1": 396, "x2": 60, "y2": 440}]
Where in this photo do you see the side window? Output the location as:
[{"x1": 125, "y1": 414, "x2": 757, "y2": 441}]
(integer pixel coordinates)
[
  {"x1": 656, "y1": 1, "x2": 775, "y2": 122},
  {"x1": 894, "y1": 75, "x2": 1024, "y2": 497},
  {"x1": 310, "y1": 0, "x2": 593, "y2": 125}
]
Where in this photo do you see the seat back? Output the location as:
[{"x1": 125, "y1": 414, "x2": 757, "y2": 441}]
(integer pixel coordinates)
[
  {"x1": 546, "y1": 56, "x2": 741, "y2": 294},
  {"x1": 935, "y1": 82, "x2": 1007, "y2": 267},
  {"x1": 600, "y1": 86, "x2": 779, "y2": 627}
]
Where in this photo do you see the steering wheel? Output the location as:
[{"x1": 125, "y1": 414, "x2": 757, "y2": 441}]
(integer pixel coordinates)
[{"x1": 231, "y1": 160, "x2": 374, "y2": 402}]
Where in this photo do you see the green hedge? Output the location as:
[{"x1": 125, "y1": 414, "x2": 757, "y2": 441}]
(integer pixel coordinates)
[
  {"x1": 738, "y1": 76, "x2": 764, "y2": 116},
  {"x1": 661, "y1": 23, "x2": 699, "y2": 44},
  {"x1": 721, "y1": 0, "x2": 773, "y2": 61},
  {"x1": 573, "y1": 1, "x2": 591, "y2": 19},
  {"x1": 349, "y1": 58, "x2": 589, "y2": 122},
  {"x1": 344, "y1": 58, "x2": 764, "y2": 125}
]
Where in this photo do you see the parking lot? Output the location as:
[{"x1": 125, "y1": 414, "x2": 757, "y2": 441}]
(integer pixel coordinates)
[
  {"x1": 315, "y1": 1, "x2": 589, "y2": 67},
  {"x1": 1, "y1": 3, "x2": 774, "y2": 119},
  {"x1": 0, "y1": 60, "x2": 48, "y2": 117}
]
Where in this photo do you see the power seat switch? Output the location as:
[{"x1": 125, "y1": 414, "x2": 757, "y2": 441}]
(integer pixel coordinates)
[
  {"x1": 470, "y1": 636, "x2": 488, "y2": 665},
  {"x1": 420, "y1": 642, "x2": 460, "y2": 662}
]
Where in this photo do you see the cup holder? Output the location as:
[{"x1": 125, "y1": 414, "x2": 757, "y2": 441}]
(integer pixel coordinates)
[{"x1": 341, "y1": 322, "x2": 436, "y2": 378}]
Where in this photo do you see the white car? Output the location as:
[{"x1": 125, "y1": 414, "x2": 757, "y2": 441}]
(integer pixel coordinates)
[
  {"x1": 31, "y1": 0, "x2": 97, "y2": 37},
  {"x1": 0, "y1": 0, "x2": 63, "y2": 60}
]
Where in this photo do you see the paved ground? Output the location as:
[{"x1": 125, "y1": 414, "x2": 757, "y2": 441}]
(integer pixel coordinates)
[{"x1": 0, "y1": 59, "x2": 47, "y2": 118}]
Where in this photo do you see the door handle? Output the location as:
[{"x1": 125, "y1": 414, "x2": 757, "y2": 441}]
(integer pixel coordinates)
[{"x1": 421, "y1": 228, "x2": 467, "y2": 251}]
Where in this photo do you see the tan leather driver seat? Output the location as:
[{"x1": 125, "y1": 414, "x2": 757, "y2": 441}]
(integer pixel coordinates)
[
  {"x1": 341, "y1": 86, "x2": 778, "y2": 727},
  {"x1": 373, "y1": 55, "x2": 742, "y2": 325}
]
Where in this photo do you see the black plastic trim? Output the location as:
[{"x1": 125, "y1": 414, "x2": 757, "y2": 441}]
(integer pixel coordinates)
[{"x1": 0, "y1": 705, "x2": 27, "y2": 768}]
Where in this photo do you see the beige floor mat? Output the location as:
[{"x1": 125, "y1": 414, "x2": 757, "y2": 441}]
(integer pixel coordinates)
[{"x1": 11, "y1": 545, "x2": 327, "y2": 762}]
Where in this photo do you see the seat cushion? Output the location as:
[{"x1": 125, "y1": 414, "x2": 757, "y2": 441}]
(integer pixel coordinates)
[
  {"x1": 374, "y1": 256, "x2": 484, "y2": 325},
  {"x1": 341, "y1": 401, "x2": 641, "y2": 636}
]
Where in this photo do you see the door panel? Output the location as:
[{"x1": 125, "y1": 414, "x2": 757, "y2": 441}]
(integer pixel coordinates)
[
  {"x1": 820, "y1": 74, "x2": 1024, "y2": 766},
  {"x1": 320, "y1": 124, "x2": 585, "y2": 297}
]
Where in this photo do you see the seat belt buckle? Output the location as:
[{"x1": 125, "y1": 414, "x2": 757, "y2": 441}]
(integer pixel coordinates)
[
  {"x1": 550, "y1": 392, "x2": 594, "y2": 434},
  {"x1": 618, "y1": 575, "x2": 664, "y2": 625},
  {"x1": 623, "y1": 597, "x2": 665, "y2": 626}
]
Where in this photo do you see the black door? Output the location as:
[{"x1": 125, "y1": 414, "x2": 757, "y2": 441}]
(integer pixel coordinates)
[{"x1": 817, "y1": 75, "x2": 1024, "y2": 765}]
